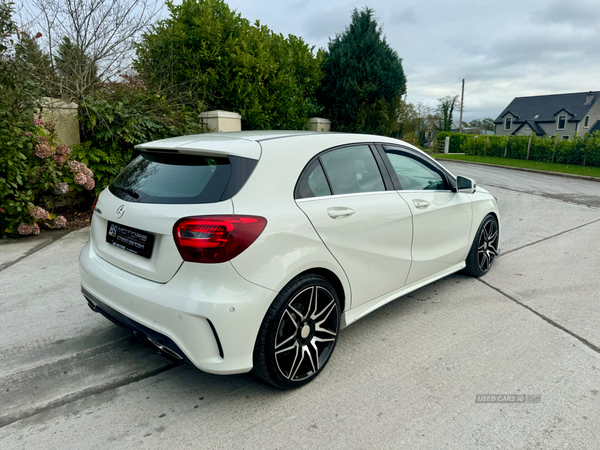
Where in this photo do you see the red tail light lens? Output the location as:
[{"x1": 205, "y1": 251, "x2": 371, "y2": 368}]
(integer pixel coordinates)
[
  {"x1": 90, "y1": 194, "x2": 100, "y2": 224},
  {"x1": 173, "y1": 215, "x2": 267, "y2": 263}
]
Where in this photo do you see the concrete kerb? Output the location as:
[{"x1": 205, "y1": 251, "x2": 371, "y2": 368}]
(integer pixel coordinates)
[
  {"x1": 0, "y1": 228, "x2": 79, "y2": 271},
  {"x1": 432, "y1": 156, "x2": 600, "y2": 183}
]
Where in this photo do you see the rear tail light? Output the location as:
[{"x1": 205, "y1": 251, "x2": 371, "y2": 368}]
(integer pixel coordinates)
[
  {"x1": 89, "y1": 194, "x2": 100, "y2": 224},
  {"x1": 173, "y1": 215, "x2": 267, "y2": 263}
]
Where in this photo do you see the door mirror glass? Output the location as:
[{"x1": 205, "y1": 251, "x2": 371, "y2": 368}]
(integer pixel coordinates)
[{"x1": 456, "y1": 176, "x2": 476, "y2": 194}]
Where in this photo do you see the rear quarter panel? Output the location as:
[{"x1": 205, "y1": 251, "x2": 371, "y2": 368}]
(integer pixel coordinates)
[{"x1": 228, "y1": 134, "x2": 372, "y2": 308}]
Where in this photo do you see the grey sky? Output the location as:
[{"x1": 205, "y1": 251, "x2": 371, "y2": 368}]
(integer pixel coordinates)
[
  {"x1": 217, "y1": 0, "x2": 600, "y2": 123},
  {"x1": 19, "y1": 0, "x2": 600, "y2": 123}
]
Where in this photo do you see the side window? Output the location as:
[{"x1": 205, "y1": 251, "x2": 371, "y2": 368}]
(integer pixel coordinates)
[
  {"x1": 384, "y1": 151, "x2": 447, "y2": 191},
  {"x1": 320, "y1": 145, "x2": 385, "y2": 195},
  {"x1": 295, "y1": 160, "x2": 332, "y2": 199}
]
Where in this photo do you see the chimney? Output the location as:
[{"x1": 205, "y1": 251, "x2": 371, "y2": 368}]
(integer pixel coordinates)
[{"x1": 585, "y1": 91, "x2": 594, "y2": 105}]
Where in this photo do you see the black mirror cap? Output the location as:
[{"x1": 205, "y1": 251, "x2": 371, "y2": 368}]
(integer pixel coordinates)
[{"x1": 456, "y1": 176, "x2": 476, "y2": 193}]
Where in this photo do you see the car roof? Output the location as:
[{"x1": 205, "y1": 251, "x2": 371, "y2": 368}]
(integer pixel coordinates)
[{"x1": 135, "y1": 130, "x2": 421, "y2": 160}]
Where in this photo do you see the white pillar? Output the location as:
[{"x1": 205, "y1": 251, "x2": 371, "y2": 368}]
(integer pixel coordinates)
[
  {"x1": 307, "y1": 117, "x2": 331, "y2": 132},
  {"x1": 39, "y1": 97, "x2": 80, "y2": 147},
  {"x1": 444, "y1": 136, "x2": 450, "y2": 154},
  {"x1": 199, "y1": 110, "x2": 242, "y2": 132}
]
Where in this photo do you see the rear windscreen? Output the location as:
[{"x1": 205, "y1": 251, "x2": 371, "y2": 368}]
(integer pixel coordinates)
[{"x1": 109, "y1": 153, "x2": 232, "y2": 204}]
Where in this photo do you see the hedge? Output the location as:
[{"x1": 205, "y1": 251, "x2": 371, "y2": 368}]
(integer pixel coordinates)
[{"x1": 436, "y1": 132, "x2": 600, "y2": 167}]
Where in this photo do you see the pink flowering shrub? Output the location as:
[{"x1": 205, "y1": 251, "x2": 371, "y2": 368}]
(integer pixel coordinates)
[
  {"x1": 68, "y1": 160, "x2": 84, "y2": 173},
  {"x1": 30, "y1": 206, "x2": 49, "y2": 220},
  {"x1": 74, "y1": 172, "x2": 88, "y2": 185},
  {"x1": 53, "y1": 154, "x2": 67, "y2": 164},
  {"x1": 17, "y1": 223, "x2": 33, "y2": 235},
  {"x1": 55, "y1": 144, "x2": 71, "y2": 155},
  {"x1": 84, "y1": 177, "x2": 95, "y2": 190},
  {"x1": 35, "y1": 143, "x2": 54, "y2": 159},
  {"x1": 54, "y1": 216, "x2": 67, "y2": 228},
  {"x1": 1, "y1": 119, "x2": 96, "y2": 237},
  {"x1": 53, "y1": 182, "x2": 69, "y2": 195}
]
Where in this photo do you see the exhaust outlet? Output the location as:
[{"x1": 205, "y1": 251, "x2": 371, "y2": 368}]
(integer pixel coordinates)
[
  {"x1": 148, "y1": 337, "x2": 184, "y2": 360},
  {"x1": 85, "y1": 297, "x2": 97, "y2": 312}
]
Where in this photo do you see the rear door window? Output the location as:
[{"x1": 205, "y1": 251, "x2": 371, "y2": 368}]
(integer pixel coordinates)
[
  {"x1": 110, "y1": 153, "x2": 232, "y2": 204},
  {"x1": 320, "y1": 145, "x2": 385, "y2": 195}
]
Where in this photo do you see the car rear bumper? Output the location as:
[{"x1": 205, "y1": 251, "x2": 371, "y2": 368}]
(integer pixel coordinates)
[{"x1": 79, "y1": 240, "x2": 276, "y2": 374}]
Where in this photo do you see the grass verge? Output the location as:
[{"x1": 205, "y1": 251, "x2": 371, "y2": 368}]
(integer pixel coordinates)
[{"x1": 431, "y1": 154, "x2": 600, "y2": 179}]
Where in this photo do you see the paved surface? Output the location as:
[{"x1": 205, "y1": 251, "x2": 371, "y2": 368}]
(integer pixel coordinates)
[{"x1": 1, "y1": 162, "x2": 599, "y2": 449}]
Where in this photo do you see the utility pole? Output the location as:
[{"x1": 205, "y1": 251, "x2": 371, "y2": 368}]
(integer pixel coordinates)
[{"x1": 459, "y1": 79, "x2": 465, "y2": 133}]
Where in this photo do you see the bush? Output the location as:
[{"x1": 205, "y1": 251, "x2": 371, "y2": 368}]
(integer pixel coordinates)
[
  {"x1": 440, "y1": 131, "x2": 600, "y2": 168},
  {"x1": 0, "y1": 118, "x2": 97, "y2": 238},
  {"x1": 134, "y1": 0, "x2": 324, "y2": 130},
  {"x1": 77, "y1": 73, "x2": 206, "y2": 195},
  {"x1": 436, "y1": 132, "x2": 468, "y2": 153},
  {"x1": 0, "y1": 2, "x2": 95, "y2": 237}
]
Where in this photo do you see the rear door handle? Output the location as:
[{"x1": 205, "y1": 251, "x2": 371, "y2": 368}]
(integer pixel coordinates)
[
  {"x1": 412, "y1": 200, "x2": 430, "y2": 209},
  {"x1": 327, "y1": 207, "x2": 355, "y2": 218}
]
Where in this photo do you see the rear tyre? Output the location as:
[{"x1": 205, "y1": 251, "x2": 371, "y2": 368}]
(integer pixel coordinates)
[
  {"x1": 252, "y1": 274, "x2": 340, "y2": 389},
  {"x1": 464, "y1": 214, "x2": 499, "y2": 277}
]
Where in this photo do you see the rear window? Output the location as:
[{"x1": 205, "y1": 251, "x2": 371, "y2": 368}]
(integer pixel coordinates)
[{"x1": 109, "y1": 153, "x2": 232, "y2": 204}]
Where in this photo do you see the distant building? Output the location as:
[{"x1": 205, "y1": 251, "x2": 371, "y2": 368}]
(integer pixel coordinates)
[
  {"x1": 493, "y1": 91, "x2": 600, "y2": 139},
  {"x1": 451, "y1": 127, "x2": 494, "y2": 135}
]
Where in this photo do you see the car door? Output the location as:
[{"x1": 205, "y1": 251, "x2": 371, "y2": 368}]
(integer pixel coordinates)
[
  {"x1": 295, "y1": 144, "x2": 413, "y2": 309},
  {"x1": 378, "y1": 145, "x2": 473, "y2": 285}
]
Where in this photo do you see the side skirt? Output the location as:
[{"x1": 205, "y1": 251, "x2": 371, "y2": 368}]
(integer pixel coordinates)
[{"x1": 340, "y1": 262, "x2": 466, "y2": 328}]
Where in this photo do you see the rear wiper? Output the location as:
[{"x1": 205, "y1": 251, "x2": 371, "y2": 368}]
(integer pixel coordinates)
[
  {"x1": 114, "y1": 186, "x2": 140, "y2": 199},
  {"x1": 125, "y1": 187, "x2": 139, "y2": 199}
]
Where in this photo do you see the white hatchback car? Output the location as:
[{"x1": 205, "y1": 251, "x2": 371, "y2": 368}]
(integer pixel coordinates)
[{"x1": 79, "y1": 131, "x2": 500, "y2": 389}]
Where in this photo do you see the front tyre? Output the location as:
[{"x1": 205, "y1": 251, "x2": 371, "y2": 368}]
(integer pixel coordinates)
[
  {"x1": 464, "y1": 214, "x2": 499, "y2": 277},
  {"x1": 252, "y1": 274, "x2": 340, "y2": 389}
]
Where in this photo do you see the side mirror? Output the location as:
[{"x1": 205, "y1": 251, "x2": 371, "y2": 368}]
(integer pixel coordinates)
[{"x1": 456, "y1": 176, "x2": 476, "y2": 194}]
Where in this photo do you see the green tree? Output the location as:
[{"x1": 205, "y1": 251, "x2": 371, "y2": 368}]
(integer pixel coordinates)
[
  {"x1": 437, "y1": 95, "x2": 458, "y2": 132},
  {"x1": 134, "y1": 0, "x2": 324, "y2": 130},
  {"x1": 0, "y1": 0, "x2": 15, "y2": 56},
  {"x1": 13, "y1": 32, "x2": 56, "y2": 96},
  {"x1": 468, "y1": 117, "x2": 494, "y2": 131},
  {"x1": 54, "y1": 37, "x2": 99, "y2": 99},
  {"x1": 317, "y1": 7, "x2": 406, "y2": 135}
]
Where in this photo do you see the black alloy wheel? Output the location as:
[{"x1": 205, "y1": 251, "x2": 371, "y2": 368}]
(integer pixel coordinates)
[
  {"x1": 464, "y1": 214, "x2": 499, "y2": 277},
  {"x1": 253, "y1": 274, "x2": 340, "y2": 389}
]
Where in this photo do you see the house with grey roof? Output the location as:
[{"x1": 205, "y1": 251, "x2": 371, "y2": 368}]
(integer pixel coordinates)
[{"x1": 493, "y1": 91, "x2": 600, "y2": 139}]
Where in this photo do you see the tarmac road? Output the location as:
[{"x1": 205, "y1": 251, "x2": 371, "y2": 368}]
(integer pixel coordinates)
[{"x1": 1, "y1": 161, "x2": 599, "y2": 449}]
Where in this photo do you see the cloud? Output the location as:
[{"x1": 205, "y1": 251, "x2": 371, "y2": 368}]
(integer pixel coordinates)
[
  {"x1": 533, "y1": 0, "x2": 600, "y2": 27},
  {"x1": 303, "y1": 7, "x2": 354, "y2": 41},
  {"x1": 387, "y1": 8, "x2": 419, "y2": 26},
  {"x1": 169, "y1": 0, "x2": 600, "y2": 122}
]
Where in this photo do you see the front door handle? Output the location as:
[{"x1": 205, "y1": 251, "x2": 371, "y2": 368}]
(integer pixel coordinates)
[
  {"x1": 412, "y1": 200, "x2": 430, "y2": 209},
  {"x1": 327, "y1": 207, "x2": 355, "y2": 219}
]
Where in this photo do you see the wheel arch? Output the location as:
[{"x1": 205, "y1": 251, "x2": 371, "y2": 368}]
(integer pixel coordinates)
[
  {"x1": 304, "y1": 267, "x2": 347, "y2": 313},
  {"x1": 469, "y1": 197, "x2": 500, "y2": 247}
]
